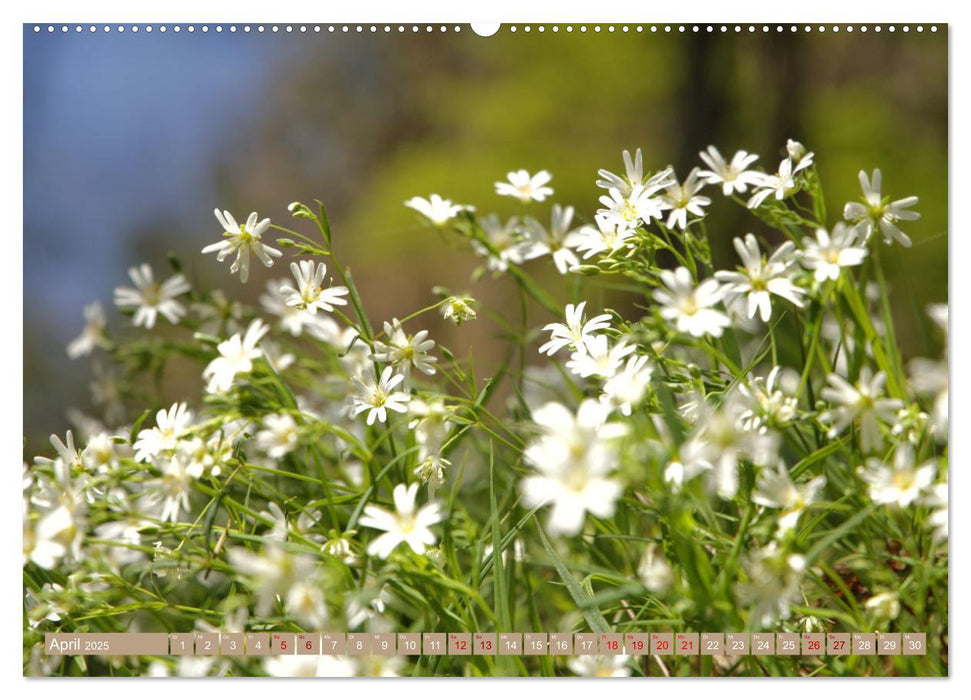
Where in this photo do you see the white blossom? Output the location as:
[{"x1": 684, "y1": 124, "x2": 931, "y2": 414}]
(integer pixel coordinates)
[
  {"x1": 820, "y1": 368, "x2": 903, "y2": 453},
  {"x1": 752, "y1": 461, "x2": 826, "y2": 533},
  {"x1": 660, "y1": 167, "x2": 711, "y2": 230},
  {"x1": 359, "y1": 483, "x2": 442, "y2": 558},
  {"x1": 861, "y1": 444, "x2": 935, "y2": 507},
  {"x1": 133, "y1": 403, "x2": 194, "y2": 463},
  {"x1": 715, "y1": 234, "x2": 805, "y2": 322},
  {"x1": 113, "y1": 264, "x2": 190, "y2": 329},
  {"x1": 67, "y1": 302, "x2": 108, "y2": 358},
  {"x1": 494, "y1": 169, "x2": 553, "y2": 203},
  {"x1": 280, "y1": 261, "x2": 349, "y2": 315},
  {"x1": 404, "y1": 194, "x2": 470, "y2": 226},
  {"x1": 698, "y1": 145, "x2": 763, "y2": 195},
  {"x1": 573, "y1": 213, "x2": 636, "y2": 260},
  {"x1": 372, "y1": 318, "x2": 437, "y2": 376},
  {"x1": 653, "y1": 266, "x2": 730, "y2": 338},
  {"x1": 538, "y1": 301, "x2": 612, "y2": 356},
  {"x1": 202, "y1": 319, "x2": 270, "y2": 394},
  {"x1": 843, "y1": 169, "x2": 920, "y2": 247},
  {"x1": 203, "y1": 209, "x2": 282, "y2": 282},
  {"x1": 801, "y1": 224, "x2": 868, "y2": 282},
  {"x1": 565, "y1": 335, "x2": 636, "y2": 379},
  {"x1": 255, "y1": 413, "x2": 299, "y2": 459},
  {"x1": 351, "y1": 366, "x2": 409, "y2": 425},
  {"x1": 520, "y1": 400, "x2": 626, "y2": 536}
]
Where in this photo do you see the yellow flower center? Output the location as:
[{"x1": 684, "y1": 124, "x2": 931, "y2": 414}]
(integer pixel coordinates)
[{"x1": 892, "y1": 470, "x2": 915, "y2": 491}]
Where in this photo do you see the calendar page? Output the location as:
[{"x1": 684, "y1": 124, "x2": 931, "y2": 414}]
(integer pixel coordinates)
[{"x1": 21, "y1": 15, "x2": 949, "y2": 680}]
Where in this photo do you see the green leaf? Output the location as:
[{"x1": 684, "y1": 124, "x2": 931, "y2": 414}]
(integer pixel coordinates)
[{"x1": 536, "y1": 524, "x2": 610, "y2": 634}]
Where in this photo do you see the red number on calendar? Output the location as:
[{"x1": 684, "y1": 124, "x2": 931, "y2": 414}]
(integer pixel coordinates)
[
  {"x1": 808, "y1": 640, "x2": 820, "y2": 651},
  {"x1": 608, "y1": 640, "x2": 619, "y2": 651},
  {"x1": 280, "y1": 640, "x2": 287, "y2": 650},
  {"x1": 681, "y1": 640, "x2": 693, "y2": 650},
  {"x1": 305, "y1": 641, "x2": 312, "y2": 651},
  {"x1": 484, "y1": 640, "x2": 493, "y2": 651},
  {"x1": 456, "y1": 640, "x2": 467, "y2": 651},
  {"x1": 657, "y1": 640, "x2": 669, "y2": 651},
  {"x1": 631, "y1": 640, "x2": 644, "y2": 651},
  {"x1": 834, "y1": 640, "x2": 845, "y2": 650}
]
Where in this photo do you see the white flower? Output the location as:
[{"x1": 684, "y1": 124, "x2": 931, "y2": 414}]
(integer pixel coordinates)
[
  {"x1": 653, "y1": 266, "x2": 730, "y2": 338},
  {"x1": 752, "y1": 461, "x2": 826, "y2": 533},
  {"x1": 737, "y1": 542, "x2": 806, "y2": 626},
  {"x1": 202, "y1": 319, "x2": 270, "y2": 394},
  {"x1": 698, "y1": 145, "x2": 763, "y2": 195},
  {"x1": 473, "y1": 214, "x2": 543, "y2": 271},
  {"x1": 372, "y1": 318, "x2": 437, "y2": 376},
  {"x1": 689, "y1": 392, "x2": 779, "y2": 498},
  {"x1": 46, "y1": 430, "x2": 84, "y2": 471},
  {"x1": 360, "y1": 483, "x2": 442, "y2": 558},
  {"x1": 141, "y1": 454, "x2": 203, "y2": 523},
  {"x1": 660, "y1": 167, "x2": 711, "y2": 230},
  {"x1": 280, "y1": 261, "x2": 349, "y2": 315},
  {"x1": 520, "y1": 400, "x2": 626, "y2": 536},
  {"x1": 94, "y1": 516, "x2": 148, "y2": 567},
  {"x1": 568, "y1": 655, "x2": 631, "y2": 677},
  {"x1": 737, "y1": 366, "x2": 799, "y2": 432},
  {"x1": 408, "y1": 398, "x2": 453, "y2": 453},
  {"x1": 227, "y1": 540, "x2": 317, "y2": 615},
  {"x1": 597, "y1": 150, "x2": 639, "y2": 191},
  {"x1": 565, "y1": 335, "x2": 636, "y2": 379},
  {"x1": 494, "y1": 169, "x2": 553, "y2": 203},
  {"x1": 601, "y1": 354, "x2": 654, "y2": 416},
  {"x1": 113, "y1": 264, "x2": 190, "y2": 329},
  {"x1": 865, "y1": 592, "x2": 901, "y2": 622},
  {"x1": 24, "y1": 505, "x2": 74, "y2": 569},
  {"x1": 746, "y1": 157, "x2": 799, "y2": 209},
  {"x1": 203, "y1": 209, "x2": 282, "y2": 283},
  {"x1": 323, "y1": 532, "x2": 357, "y2": 564},
  {"x1": 597, "y1": 183, "x2": 666, "y2": 232},
  {"x1": 820, "y1": 368, "x2": 903, "y2": 453},
  {"x1": 786, "y1": 139, "x2": 814, "y2": 169},
  {"x1": 260, "y1": 279, "x2": 341, "y2": 338},
  {"x1": 351, "y1": 366, "x2": 409, "y2": 425},
  {"x1": 414, "y1": 454, "x2": 450, "y2": 489},
  {"x1": 597, "y1": 147, "x2": 648, "y2": 196},
  {"x1": 538, "y1": 301, "x2": 612, "y2": 356},
  {"x1": 523, "y1": 205, "x2": 585, "y2": 274},
  {"x1": 573, "y1": 213, "x2": 636, "y2": 260},
  {"x1": 264, "y1": 655, "x2": 356, "y2": 678},
  {"x1": 861, "y1": 444, "x2": 935, "y2": 507},
  {"x1": 81, "y1": 432, "x2": 121, "y2": 473},
  {"x1": 638, "y1": 543, "x2": 673, "y2": 593},
  {"x1": 843, "y1": 169, "x2": 920, "y2": 247},
  {"x1": 664, "y1": 437, "x2": 714, "y2": 490},
  {"x1": 285, "y1": 580, "x2": 329, "y2": 629},
  {"x1": 801, "y1": 224, "x2": 868, "y2": 282},
  {"x1": 923, "y1": 481, "x2": 948, "y2": 542},
  {"x1": 404, "y1": 194, "x2": 470, "y2": 226},
  {"x1": 255, "y1": 413, "x2": 299, "y2": 459},
  {"x1": 441, "y1": 296, "x2": 477, "y2": 325},
  {"x1": 908, "y1": 356, "x2": 948, "y2": 441},
  {"x1": 133, "y1": 402, "x2": 194, "y2": 463},
  {"x1": 715, "y1": 234, "x2": 805, "y2": 322},
  {"x1": 67, "y1": 302, "x2": 108, "y2": 358}
]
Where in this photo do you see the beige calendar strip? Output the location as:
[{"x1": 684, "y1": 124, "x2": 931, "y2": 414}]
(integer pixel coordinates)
[{"x1": 45, "y1": 632, "x2": 927, "y2": 657}]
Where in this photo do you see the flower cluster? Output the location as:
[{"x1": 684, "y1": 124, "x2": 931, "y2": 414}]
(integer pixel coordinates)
[{"x1": 25, "y1": 141, "x2": 946, "y2": 678}]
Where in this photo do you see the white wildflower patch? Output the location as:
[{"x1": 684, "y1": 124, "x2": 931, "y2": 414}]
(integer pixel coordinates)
[{"x1": 25, "y1": 138, "x2": 947, "y2": 678}]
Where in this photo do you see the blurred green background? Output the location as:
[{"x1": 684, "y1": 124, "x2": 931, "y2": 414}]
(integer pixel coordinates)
[{"x1": 23, "y1": 26, "x2": 948, "y2": 452}]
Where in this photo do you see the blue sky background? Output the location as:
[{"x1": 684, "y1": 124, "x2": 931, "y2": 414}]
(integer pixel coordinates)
[{"x1": 24, "y1": 27, "x2": 297, "y2": 328}]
